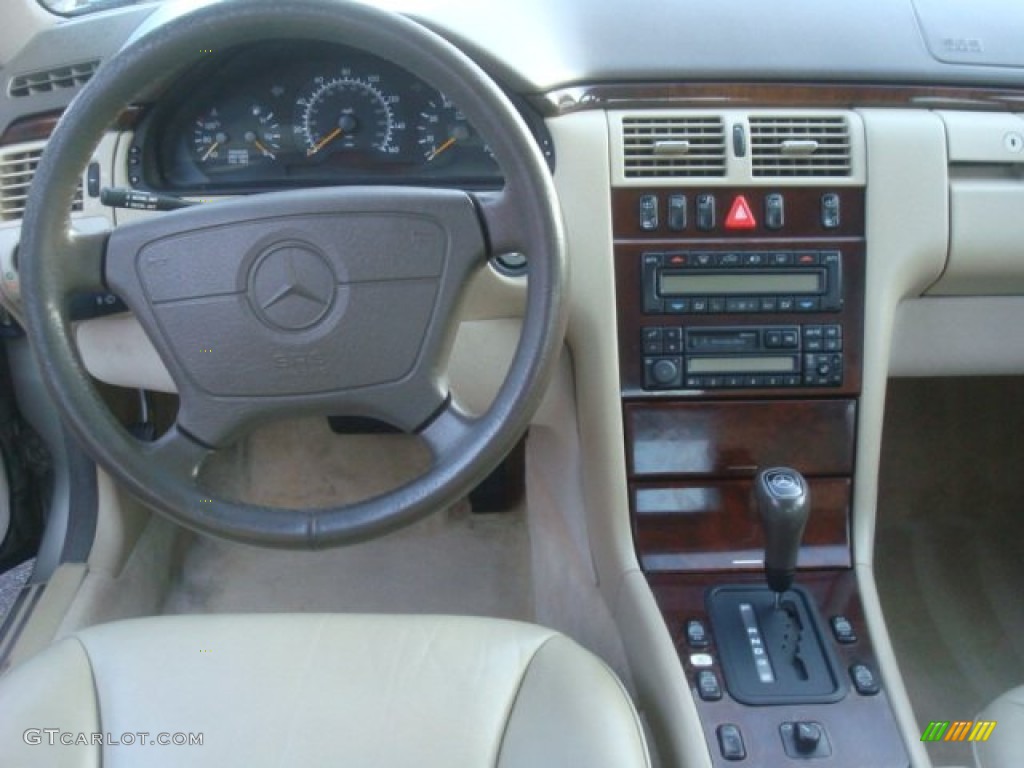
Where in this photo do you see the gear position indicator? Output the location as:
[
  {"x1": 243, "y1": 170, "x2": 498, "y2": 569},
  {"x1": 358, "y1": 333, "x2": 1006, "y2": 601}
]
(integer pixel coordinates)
[{"x1": 739, "y1": 602, "x2": 776, "y2": 683}]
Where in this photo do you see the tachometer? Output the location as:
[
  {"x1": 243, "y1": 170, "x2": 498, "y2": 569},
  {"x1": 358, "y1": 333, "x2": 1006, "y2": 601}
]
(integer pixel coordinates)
[{"x1": 297, "y1": 75, "x2": 399, "y2": 158}]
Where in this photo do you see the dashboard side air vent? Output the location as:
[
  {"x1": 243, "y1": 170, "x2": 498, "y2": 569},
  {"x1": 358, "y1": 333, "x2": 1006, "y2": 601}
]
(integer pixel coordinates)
[
  {"x1": 749, "y1": 116, "x2": 852, "y2": 177},
  {"x1": 9, "y1": 60, "x2": 100, "y2": 98},
  {"x1": 0, "y1": 142, "x2": 83, "y2": 222},
  {"x1": 622, "y1": 116, "x2": 727, "y2": 178}
]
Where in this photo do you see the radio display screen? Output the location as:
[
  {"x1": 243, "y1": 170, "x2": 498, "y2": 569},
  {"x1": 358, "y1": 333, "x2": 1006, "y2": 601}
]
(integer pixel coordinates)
[
  {"x1": 659, "y1": 271, "x2": 822, "y2": 296},
  {"x1": 687, "y1": 356, "x2": 798, "y2": 374}
]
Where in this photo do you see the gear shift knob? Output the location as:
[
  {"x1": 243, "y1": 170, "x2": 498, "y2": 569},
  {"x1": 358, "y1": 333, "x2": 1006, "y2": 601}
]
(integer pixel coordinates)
[{"x1": 754, "y1": 467, "x2": 810, "y2": 597}]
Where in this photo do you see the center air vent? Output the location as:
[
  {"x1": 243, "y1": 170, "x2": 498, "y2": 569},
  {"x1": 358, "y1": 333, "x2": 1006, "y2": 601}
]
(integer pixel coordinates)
[
  {"x1": 622, "y1": 116, "x2": 727, "y2": 178},
  {"x1": 749, "y1": 116, "x2": 851, "y2": 177},
  {"x1": 0, "y1": 143, "x2": 83, "y2": 222},
  {"x1": 8, "y1": 60, "x2": 100, "y2": 98}
]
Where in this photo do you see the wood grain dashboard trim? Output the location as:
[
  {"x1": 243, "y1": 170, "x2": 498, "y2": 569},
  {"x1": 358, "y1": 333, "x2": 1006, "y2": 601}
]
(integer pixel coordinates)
[{"x1": 540, "y1": 81, "x2": 1024, "y2": 115}]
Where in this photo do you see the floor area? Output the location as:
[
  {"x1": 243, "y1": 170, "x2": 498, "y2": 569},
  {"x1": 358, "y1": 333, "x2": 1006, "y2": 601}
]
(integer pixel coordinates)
[
  {"x1": 161, "y1": 501, "x2": 533, "y2": 619},
  {"x1": 49, "y1": 416, "x2": 631, "y2": 691},
  {"x1": 162, "y1": 418, "x2": 533, "y2": 618},
  {"x1": 876, "y1": 377, "x2": 1024, "y2": 768}
]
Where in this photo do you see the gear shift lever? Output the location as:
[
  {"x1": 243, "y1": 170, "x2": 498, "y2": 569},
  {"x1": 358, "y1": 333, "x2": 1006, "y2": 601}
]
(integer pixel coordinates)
[{"x1": 754, "y1": 467, "x2": 810, "y2": 609}]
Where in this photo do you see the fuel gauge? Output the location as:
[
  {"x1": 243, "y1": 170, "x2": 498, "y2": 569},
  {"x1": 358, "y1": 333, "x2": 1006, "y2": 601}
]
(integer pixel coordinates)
[{"x1": 244, "y1": 103, "x2": 282, "y2": 161}]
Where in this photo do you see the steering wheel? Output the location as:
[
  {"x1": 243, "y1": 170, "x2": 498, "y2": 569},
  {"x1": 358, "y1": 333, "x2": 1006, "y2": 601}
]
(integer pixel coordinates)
[{"x1": 19, "y1": 0, "x2": 566, "y2": 548}]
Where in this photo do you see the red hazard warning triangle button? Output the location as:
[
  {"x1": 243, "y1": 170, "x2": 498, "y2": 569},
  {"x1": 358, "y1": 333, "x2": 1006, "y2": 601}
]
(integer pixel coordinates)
[{"x1": 725, "y1": 195, "x2": 757, "y2": 230}]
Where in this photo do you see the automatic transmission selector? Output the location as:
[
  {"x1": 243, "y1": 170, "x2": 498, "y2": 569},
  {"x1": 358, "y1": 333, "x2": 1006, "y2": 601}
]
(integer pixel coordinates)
[
  {"x1": 707, "y1": 471, "x2": 845, "y2": 706},
  {"x1": 754, "y1": 467, "x2": 810, "y2": 607}
]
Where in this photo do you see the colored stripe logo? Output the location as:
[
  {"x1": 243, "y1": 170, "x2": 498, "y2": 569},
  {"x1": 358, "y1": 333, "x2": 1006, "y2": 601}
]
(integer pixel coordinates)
[{"x1": 921, "y1": 721, "x2": 996, "y2": 742}]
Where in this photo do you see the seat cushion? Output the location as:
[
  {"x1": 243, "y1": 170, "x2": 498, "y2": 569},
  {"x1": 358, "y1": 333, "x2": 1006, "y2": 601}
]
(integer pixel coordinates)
[
  {"x1": 0, "y1": 613, "x2": 649, "y2": 768},
  {"x1": 975, "y1": 686, "x2": 1024, "y2": 767}
]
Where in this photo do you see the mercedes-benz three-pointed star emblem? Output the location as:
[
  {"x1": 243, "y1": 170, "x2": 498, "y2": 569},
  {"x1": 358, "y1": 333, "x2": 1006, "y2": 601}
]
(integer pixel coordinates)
[{"x1": 249, "y1": 244, "x2": 336, "y2": 331}]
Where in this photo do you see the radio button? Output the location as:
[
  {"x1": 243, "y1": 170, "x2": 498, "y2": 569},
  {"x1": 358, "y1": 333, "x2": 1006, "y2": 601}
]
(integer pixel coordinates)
[
  {"x1": 784, "y1": 375, "x2": 801, "y2": 387},
  {"x1": 725, "y1": 376, "x2": 744, "y2": 388},
  {"x1": 765, "y1": 330, "x2": 784, "y2": 349},
  {"x1": 645, "y1": 357, "x2": 683, "y2": 389},
  {"x1": 641, "y1": 328, "x2": 664, "y2": 355},
  {"x1": 664, "y1": 328, "x2": 683, "y2": 354},
  {"x1": 705, "y1": 376, "x2": 723, "y2": 388},
  {"x1": 778, "y1": 296, "x2": 796, "y2": 312},
  {"x1": 685, "y1": 376, "x2": 704, "y2": 389},
  {"x1": 781, "y1": 330, "x2": 799, "y2": 348},
  {"x1": 746, "y1": 376, "x2": 764, "y2": 387},
  {"x1": 765, "y1": 376, "x2": 783, "y2": 388},
  {"x1": 726, "y1": 298, "x2": 759, "y2": 313}
]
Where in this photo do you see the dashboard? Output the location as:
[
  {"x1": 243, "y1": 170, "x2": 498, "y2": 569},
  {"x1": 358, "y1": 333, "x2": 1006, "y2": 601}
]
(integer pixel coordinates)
[
  {"x1": 5, "y1": 2, "x2": 1024, "y2": 768},
  {"x1": 130, "y1": 41, "x2": 554, "y2": 194}
]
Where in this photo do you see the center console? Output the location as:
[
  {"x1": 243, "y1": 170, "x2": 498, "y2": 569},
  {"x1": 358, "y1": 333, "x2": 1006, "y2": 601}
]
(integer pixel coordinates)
[{"x1": 612, "y1": 117, "x2": 910, "y2": 766}]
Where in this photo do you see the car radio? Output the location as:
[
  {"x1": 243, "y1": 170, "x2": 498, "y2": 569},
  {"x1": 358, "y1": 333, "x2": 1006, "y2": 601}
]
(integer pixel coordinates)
[
  {"x1": 641, "y1": 324, "x2": 843, "y2": 390},
  {"x1": 641, "y1": 249, "x2": 842, "y2": 315}
]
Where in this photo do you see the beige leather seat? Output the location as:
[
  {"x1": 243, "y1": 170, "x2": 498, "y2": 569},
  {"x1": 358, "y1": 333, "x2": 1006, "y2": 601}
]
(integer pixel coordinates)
[
  {"x1": 974, "y1": 686, "x2": 1024, "y2": 767},
  {"x1": 0, "y1": 613, "x2": 650, "y2": 767}
]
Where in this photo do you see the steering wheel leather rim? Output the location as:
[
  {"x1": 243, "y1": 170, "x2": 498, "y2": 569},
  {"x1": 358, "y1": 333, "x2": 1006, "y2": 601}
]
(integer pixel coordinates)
[{"x1": 19, "y1": 0, "x2": 567, "y2": 549}]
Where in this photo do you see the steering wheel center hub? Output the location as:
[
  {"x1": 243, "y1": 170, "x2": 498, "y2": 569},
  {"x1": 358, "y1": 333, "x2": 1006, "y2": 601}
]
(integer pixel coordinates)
[{"x1": 249, "y1": 242, "x2": 337, "y2": 331}]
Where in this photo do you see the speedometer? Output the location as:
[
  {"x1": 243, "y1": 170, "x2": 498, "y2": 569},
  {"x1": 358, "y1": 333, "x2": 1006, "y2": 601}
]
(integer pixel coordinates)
[{"x1": 297, "y1": 76, "x2": 400, "y2": 158}]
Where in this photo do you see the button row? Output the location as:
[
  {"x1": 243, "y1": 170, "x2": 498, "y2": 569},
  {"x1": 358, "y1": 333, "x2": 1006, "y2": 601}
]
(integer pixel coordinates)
[
  {"x1": 637, "y1": 191, "x2": 842, "y2": 233},
  {"x1": 649, "y1": 250, "x2": 836, "y2": 269},
  {"x1": 661, "y1": 296, "x2": 823, "y2": 315},
  {"x1": 685, "y1": 374, "x2": 807, "y2": 390},
  {"x1": 645, "y1": 366, "x2": 843, "y2": 391},
  {"x1": 641, "y1": 325, "x2": 840, "y2": 355}
]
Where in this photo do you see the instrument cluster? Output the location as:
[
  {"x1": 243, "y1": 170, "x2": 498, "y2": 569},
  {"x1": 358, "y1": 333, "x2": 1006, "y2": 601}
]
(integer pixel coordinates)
[{"x1": 133, "y1": 42, "x2": 553, "y2": 193}]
